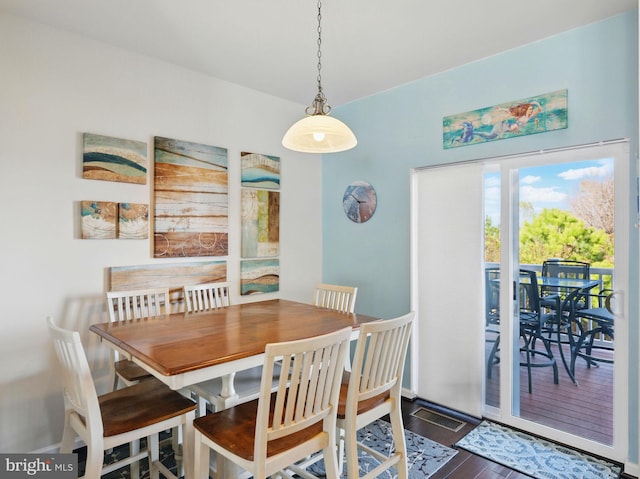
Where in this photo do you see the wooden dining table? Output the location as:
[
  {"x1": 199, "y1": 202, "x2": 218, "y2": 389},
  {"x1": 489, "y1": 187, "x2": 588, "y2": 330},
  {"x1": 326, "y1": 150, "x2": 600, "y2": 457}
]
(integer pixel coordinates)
[
  {"x1": 90, "y1": 298, "x2": 380, "y2": 390},
  {"x1": 90, "y1": 298, "x2": 380, "y2": 478}
]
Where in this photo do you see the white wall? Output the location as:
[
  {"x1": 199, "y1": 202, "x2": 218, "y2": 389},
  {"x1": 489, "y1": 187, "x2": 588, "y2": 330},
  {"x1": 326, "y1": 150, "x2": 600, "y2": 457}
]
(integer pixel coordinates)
[{"x1": 0, "y1": 12, "x2": 323, "y2": 452}]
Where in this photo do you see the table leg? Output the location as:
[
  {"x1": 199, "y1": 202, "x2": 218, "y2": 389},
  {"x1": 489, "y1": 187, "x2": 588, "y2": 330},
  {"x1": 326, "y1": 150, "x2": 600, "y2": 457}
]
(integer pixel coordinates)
[{"x1": 214, "y1": 373, "x2": 240, "y2": 410}]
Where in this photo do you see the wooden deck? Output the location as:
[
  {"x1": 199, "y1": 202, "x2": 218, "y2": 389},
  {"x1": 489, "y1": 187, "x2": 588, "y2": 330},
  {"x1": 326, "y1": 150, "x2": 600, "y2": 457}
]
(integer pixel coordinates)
[{"x1": 485, "y1": 340, "x2": 614, "y2": 444}]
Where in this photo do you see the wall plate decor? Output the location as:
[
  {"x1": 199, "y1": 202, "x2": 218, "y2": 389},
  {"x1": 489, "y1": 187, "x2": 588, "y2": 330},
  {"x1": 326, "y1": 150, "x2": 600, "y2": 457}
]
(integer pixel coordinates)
[
  {"x1": 81, "y1": 200, "x2": 117, "y2": 239},
  {"x1": 241, "y1": 151, "x2": 280, "y2": 189},
  {"x1": 82, "y1": 133, "x2": 147, "y2": 184},
  {"x1": 240, "y1": 258, "x2": 279, "y2": 295},
  {"x1": 343, "y1": 181, "x2": 377, "y2": 223},
  {"x1": 442, "y1": 89, "x2": 568, "y2": 149},
  {"x1": 153, "y1": 136, "x2": 228, "y2": 257}
]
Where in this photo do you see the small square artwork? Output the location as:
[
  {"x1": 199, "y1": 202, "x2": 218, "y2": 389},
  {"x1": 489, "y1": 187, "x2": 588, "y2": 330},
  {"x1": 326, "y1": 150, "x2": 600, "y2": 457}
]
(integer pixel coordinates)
[
  {"x1": 240, "y1": 258, "x2": 279, "y2": 295},
  {"x1": 81, "y1": 200, "x2": 117, "y2": 239},
  {"x1": 241, "y1": 188, "x2": 279, "y2": 258},
  {"x1": 442, "y1": 89, "x2": 568, "y2": 149},
  {"x1": 118, "y1": 203, "x2": 148, "y2": 239},
  {"x1": 83, "y1": 133, "x2": 147, "y2": 184},
  {"x1": 241, "y1": 151, "x2": 280, "y2": 190}
]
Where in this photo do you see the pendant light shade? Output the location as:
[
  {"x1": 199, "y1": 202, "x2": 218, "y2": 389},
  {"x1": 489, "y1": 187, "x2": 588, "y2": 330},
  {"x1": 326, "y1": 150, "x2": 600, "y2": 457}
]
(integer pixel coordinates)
[
  {"x1": 282, "y1": 0, "x2": 357, "y2": 154},
  {"x1": 282, "y1": 113, "x2": 357, "y2": 153}
]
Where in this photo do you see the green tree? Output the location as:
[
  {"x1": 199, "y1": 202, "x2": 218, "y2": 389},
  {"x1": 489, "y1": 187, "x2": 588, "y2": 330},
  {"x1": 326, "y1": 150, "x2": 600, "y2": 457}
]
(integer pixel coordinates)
[
  {"x1": 519, "y1": 208, "x2": 613, "y2": 266},
  {"x1": 484, "y1": 216, "x2": 500, "y2": 262}
]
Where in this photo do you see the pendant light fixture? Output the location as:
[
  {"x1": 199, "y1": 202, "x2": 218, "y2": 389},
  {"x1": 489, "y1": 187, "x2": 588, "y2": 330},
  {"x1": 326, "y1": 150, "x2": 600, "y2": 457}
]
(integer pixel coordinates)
[{"x1": 282, "y1": 0, "x2": 357, "y2": 153}]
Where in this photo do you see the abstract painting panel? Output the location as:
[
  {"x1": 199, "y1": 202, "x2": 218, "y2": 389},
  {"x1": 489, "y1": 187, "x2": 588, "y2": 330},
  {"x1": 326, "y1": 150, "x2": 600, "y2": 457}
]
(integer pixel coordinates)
[
  {"x1": 241, "y1": 188, "x2": 280, "y2": 258},
  {"x1": 81, "y1": 200, "x2": 117, "y2": 239},
  {"x1": 240, "y1": 259, "x2": 279, "y2": 295},
  {"x1": 83, "y1": 133, "x2": 147, "y2": 184},
  {"x1": 154, "y1": 136, "x2": 228, "y2": 257},
  {"x1": 118, "y1": 203, "x2": 148, "y2": 239},
  {"x1": 110, "y1": 261, "x2": 227, "y2": 304},
  {"x1": 241, "y1": 151, "x2": 280, "y2": 189},
  {"x1": 443, "y1": 89, "x2": 568, "y2": 149}
]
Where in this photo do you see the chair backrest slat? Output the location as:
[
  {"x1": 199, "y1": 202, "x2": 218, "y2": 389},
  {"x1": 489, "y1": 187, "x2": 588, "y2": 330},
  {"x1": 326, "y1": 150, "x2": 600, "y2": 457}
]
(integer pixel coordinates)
[
  {"x1": 47, "y1": 317, "x2": 103, "y2": 438},
  {"x1": 255, "y1": 327, "x2": 351, "y2": 451},
  {"x1": 312, "y1": 283, "x2": 358, "y2": 313},
  {"x1": 184, "y1": 282, "x2": 231, "y2": 312},
  {"x1": 107, "y1": 288, "x2": 169, "y2": 322},
  {"x1": 349, "y1": 312, "x2": 414, "y2": 405}
]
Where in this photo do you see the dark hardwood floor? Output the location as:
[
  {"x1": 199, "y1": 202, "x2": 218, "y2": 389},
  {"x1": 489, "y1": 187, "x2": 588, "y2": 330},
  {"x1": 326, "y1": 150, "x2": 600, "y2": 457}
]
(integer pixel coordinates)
[{"x1": 401, "y1": 398, "x2": 632, "y2": 478}]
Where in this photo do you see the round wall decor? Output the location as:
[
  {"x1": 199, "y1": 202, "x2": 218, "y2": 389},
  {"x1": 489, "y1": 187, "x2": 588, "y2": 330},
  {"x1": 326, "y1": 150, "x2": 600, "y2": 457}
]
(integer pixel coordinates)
[{"x1": 342, "y1": 181, "x2": 377, "y2": 223}]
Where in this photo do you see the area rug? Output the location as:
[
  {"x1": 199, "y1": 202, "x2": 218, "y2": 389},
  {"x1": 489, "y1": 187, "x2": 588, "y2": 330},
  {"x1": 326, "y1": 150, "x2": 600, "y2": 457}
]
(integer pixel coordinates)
[
  {"x1": 455, "y1": 420, "x2": 621, "y2": 479},
  {"x1": 77, "y1": 419, "x2": 456, "y2": 479},
  {"x1": 305, "y1": 419, "x2": 457, "y2": 479}
]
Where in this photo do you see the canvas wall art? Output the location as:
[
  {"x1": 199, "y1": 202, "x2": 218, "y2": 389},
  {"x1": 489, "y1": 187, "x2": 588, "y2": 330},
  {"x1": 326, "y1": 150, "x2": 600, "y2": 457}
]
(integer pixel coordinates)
[
  {"x1": 118, "y1": 203, "x2": 148, "y2": 239},
  {"x1": 442, "y1": 89, "x2": 568, "y2": 149},
  {"x1": 82, "y1": 133, "x2": 147, "y2": 184},
  {"x1": 241, "y1": 151, "x2": 280, "y2": 189},
  {"x1": 153, "y1": 136, "x2": 229, "y2": 257},
  {"x1": 81, "y1": 200, "x2": 117, "y2": 239},
  {"x1": 109, "y1": 260, "x2": 227, "y2": 304},
  {"x1": 241, "y1": 188, "x2": 280, "y2": 258},
  {"x1": 240, "y1": 258, "x2": 279, "y2": 295}
]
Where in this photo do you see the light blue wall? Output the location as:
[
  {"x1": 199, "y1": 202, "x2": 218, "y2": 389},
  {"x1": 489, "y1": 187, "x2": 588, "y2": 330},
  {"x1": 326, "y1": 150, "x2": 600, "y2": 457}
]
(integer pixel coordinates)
[{"x1": 324, "y1": 11, "x2": 639, "y2": 460}]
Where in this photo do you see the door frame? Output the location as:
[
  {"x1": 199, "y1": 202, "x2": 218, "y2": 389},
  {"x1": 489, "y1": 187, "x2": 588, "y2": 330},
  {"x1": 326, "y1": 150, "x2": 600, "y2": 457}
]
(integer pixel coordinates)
[{"x1": 410, "y1": 139, "x2": 630, "y2": 464}]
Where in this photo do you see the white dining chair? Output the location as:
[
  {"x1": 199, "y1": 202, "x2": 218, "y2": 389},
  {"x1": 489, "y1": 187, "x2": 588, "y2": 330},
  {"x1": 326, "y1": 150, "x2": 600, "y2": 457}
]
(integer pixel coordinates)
[
  {"x1": 183, "y1": 281, "x2": 231, "y2": 312},
  {"x1": 47, "y1": 317, "x2": 196, "y2": 479},
  {"x1": 193, "y1": 327, "x2": 352, "y2": 479},
  {"x1": 182, "y1": 281, "x2": 279, "y2": 416},
  {"x1": 106, "y1": 288, "x2": 170, "y2": 390},
  {"x1": 337, "y1": 312, "x2": 414, "y2": 479},
  {"x1": 313, "y1": 283, "x2": 358, "y2": 313}
]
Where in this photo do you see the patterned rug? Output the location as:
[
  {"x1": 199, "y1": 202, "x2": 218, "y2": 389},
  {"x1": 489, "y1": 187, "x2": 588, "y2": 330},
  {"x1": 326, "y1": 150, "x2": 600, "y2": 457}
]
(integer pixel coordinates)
[
  {"x1": 455, "y1": 420, "x2": 621, "y2": 479},
  {"x1": 305, "y1": 419, "x2": 458, "y2": 478},
  {"x1": 77, "y1": 419, "x2": 457, "y2": 479}
]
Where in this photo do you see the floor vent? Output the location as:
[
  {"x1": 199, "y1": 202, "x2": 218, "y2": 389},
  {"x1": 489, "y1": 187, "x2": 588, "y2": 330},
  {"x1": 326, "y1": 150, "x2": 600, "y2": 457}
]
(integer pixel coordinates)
[{"x1": 411, "y1": 408, "x2": 466, "y2": 432}]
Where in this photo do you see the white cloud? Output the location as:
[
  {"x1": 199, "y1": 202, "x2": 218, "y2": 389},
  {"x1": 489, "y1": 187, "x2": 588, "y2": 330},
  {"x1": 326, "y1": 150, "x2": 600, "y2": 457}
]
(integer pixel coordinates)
[
  {"x1": 558, "y1": 159, "x2": 613, "y2": 180},
  {"x1": 520, "y1": 175, "x2": 541, "y2": 185},
  {"x1": 520, "y1": 185, "x2": 568, "y2": 203}
]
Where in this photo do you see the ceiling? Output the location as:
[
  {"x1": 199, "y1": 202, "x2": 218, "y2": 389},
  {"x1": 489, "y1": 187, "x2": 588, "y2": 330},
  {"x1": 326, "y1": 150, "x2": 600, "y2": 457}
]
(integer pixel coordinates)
[{"x1": 1, "y1": 0, "x2": 636, "y2": 106}]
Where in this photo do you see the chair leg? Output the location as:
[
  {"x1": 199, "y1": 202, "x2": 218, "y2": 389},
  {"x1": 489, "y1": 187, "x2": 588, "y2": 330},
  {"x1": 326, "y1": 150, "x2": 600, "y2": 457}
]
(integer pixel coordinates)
[
  {"x1": 389, "y1": 404, "x2": 408, "y2": 479},
  {"x1": 344, "y1": 424, "x2": 360, "y2": 479},
  {"x1": 336, "y1": 427, "x2": 345, "y2": 476},
  {"x1": 59, "y1": 415, "x2": 76, "y2": 453},
  {"x1": 148, "y1": 434, "x2": 160, "y2": 479},
  {"x1": 84, "y1": 443, "x2": 104, "y2": 479},
  {"x1": 193, "y1": 430, "x2": 210, "y2": 479},
  {"x1": 130, "y1": 439, "x2": 140, "y2": 479},
  {"x1": 323, "y1": 431, "x2": 341, "y2": 479}
]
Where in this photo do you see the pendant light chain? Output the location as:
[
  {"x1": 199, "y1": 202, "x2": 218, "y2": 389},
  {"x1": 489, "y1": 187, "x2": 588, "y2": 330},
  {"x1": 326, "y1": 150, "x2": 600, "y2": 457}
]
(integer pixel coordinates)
[
  {"x1": 316, "y1": 0, "x2": 323, "y2": 99},
  {"x1": 306, "y1": 0, "x2": 331, "y2": 116}
]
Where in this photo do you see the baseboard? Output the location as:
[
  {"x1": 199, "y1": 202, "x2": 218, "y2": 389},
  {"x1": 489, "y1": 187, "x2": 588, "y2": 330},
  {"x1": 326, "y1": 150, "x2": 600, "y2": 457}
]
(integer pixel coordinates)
[
  {"x1": 623, "y1": 460, "x2": 639, "y2": 478},
  {"x1": 401, "y1": 388, "x2": 417, "y2": 400},
  {"x1": 31, "y1": 438, "x2": 84, "y2": 454}
]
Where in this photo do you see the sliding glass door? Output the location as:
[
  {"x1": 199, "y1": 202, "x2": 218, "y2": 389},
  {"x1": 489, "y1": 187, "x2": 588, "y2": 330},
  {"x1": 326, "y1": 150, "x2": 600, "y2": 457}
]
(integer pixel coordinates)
[
  {"x1": 487, "y1": 141, "x2": 629, "y2": 462},
  {"x1": 412, "y1": 140, "x2": 629, "y2": 463}
]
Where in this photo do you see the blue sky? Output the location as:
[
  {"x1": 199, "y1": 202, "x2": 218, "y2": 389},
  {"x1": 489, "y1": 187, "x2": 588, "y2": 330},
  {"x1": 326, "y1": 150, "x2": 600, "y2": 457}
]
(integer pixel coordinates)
[{"x1": 485, "y1": 158, "x2": 614, "y2": 225}]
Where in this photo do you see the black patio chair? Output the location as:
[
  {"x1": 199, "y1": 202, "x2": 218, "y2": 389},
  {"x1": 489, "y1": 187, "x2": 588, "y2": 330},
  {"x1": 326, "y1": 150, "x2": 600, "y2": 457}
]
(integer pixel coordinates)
[
  {"x1": 571, "y1": 288, "x2": 615, "y2": 376},
  {"x1": 518, "y1": 269, "x2": 559, "y2": 393}
]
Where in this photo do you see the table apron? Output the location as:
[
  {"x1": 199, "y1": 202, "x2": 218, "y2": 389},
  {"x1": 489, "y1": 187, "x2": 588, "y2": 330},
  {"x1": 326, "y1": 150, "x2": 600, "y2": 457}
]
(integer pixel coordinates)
[{"x1": 131, "y1": 354, "x2": 266, "y2": 390}]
